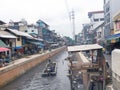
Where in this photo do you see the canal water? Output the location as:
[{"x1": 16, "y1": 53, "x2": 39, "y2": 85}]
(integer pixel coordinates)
[{"x1": 1, "y1": 51, "x2": 71, "y2": 90}]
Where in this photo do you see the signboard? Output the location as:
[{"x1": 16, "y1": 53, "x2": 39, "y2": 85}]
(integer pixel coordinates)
[{"x1": 111, "y1": 39, "x2": 116, "y2": 43}]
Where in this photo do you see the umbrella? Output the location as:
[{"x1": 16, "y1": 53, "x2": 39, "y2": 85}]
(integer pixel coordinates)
[{"x1": 0, "y1": 47, "x2": 10, "y2": 52}]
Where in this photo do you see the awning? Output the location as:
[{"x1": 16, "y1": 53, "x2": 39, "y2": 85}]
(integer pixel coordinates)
[
  {"x1": 27, "y1": 41, "x2": 44, "y2": 48},
  {"x1": 0, "y1": 40, "x2": 8, "y2": 47},
  {"x1": 14, "y1": 46, "x2": 23, "y2": 49},
  {"x1": 0, "y1": 47, "x2": 10, "y2": 52},
  {"x1": 106, "y1": 33, "x2": 120, "y2": 44}
]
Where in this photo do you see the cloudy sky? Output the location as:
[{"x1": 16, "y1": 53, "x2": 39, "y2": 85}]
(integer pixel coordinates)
[{"x1": 0, "y1": 0, "x2": 103, "y2": 38}]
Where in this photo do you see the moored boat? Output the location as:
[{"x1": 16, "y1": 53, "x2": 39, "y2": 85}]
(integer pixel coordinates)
[{"x1": 41, "y1": 61, "x2": 57, "y2": 77}]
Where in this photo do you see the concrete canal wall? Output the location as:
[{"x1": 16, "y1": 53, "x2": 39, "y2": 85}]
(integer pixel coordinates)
[
  {"x1": 0, "y1": 46, "x2": 66, "y2": 88},
  {"x1": 112, "y1": 49, "x2": 120, "y2": 90}
]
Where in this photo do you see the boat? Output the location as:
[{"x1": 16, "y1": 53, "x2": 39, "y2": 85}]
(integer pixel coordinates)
[{"x1": 41, "y1": 61, "x2": 57, "y2": 77}]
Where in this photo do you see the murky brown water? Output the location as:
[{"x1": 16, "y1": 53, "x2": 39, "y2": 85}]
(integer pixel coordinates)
[{"x1": 1, "y1": 51, "x2": 71, "y2": 90}]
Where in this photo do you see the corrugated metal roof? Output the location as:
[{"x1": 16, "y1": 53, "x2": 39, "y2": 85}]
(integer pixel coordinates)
[
  {"x1": 0, "y1": 30, "x2": 17, "y2": 38},
  {"x1": 7, "y1": 28, "x2": 33, "y2": 38},
  {"x1": 0, "y1": 40, "x2": 8, "y2": 47},
  {"x1": 68, "y1": 44, "x2": 103, "y2": 52},
  {"x1": 33, "y1": 38, "x2": 43, "y2": 41}
]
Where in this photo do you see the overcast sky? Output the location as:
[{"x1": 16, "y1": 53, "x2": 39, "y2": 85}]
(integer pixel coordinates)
[{"x1": 0, "y1": 0, "x2": 103, "y2": 38}]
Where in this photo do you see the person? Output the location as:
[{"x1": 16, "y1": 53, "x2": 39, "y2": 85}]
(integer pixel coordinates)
[
  {"x1": 0, "y1": 59, "x2": 3, "y2": 67},
  {"x1": 48, "y1": 59, "x2": 52, "y2": 63},
  {"x1": 1, "y1": 53, "x2": 5, "y2": 66}
]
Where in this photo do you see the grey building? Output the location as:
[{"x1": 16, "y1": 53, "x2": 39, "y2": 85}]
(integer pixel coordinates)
[{"x1": 104, "y1": 0, "x2": 111, "y2": 38}]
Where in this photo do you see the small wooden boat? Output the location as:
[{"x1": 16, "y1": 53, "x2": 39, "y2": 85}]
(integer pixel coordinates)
[{"x1": 41, "y1": 62, "x2": 57, "y2": 77}]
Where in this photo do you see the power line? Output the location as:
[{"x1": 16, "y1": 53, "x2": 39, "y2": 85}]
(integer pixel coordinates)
[
  {"x1": 71, "y1": 10, "x2": 75, "y2": 41},
  {"x1": 64, "y1": 0, "x2": 76, "y2": 40},
  {"x1": 64, "y1": 0, "x2": 71, "y2": 21}
]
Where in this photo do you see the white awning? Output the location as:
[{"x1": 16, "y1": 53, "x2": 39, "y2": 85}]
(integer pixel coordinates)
[{"x1": 68, "y1": 44, "x2": 103, "y2": 52}]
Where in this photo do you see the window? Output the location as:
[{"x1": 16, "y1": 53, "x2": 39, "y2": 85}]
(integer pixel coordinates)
[
  {"x1": 25, "y1": 30, "x2": 27, "y2": 32},
  {"x1": 100, "y1": 18, "x2": 104, "y2": 21},
  {"x1": 94, "y1": 19, "x2": 99, "y2": 22},
  {"x1": 115, "y1": 21, "x2": 120, "y2": 29},
  {"x1": 17, "y1": 37, "x2": 20, "y2": 41},
  {"x1": 32, "y1": 30, "x2": 34, "y2": 32}
]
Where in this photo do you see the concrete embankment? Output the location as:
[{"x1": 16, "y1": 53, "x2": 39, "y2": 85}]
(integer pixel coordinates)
[{"x1": 0, "y1": 46, "x2": 66, "y2": 88}]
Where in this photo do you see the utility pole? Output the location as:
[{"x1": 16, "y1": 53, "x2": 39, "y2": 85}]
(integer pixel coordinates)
[{"x1": 71, "y1": 10, "x2": 75, "y2": 42}]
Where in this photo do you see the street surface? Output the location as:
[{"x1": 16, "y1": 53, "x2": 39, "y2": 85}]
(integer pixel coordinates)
[{"x1": 1, "y1": 51, "x2": 71, "y2": 90}]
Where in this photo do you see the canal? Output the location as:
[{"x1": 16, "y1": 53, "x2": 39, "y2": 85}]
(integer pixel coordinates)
[{"x1": 1, "y1": 50, "x2": 71, "y2": 90}]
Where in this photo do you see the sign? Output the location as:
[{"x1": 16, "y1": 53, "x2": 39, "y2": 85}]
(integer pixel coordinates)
[{"x1": 111, "y1": 39, "x2": 116, "y2": 43}]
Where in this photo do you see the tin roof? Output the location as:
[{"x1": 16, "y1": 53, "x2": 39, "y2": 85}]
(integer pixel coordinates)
[
  {"x1": 0, "y1": 30, "x2": 17, "y2": 38},
  {"x1": 0, "y1": 40, "x2": 8, "y2": 47},
  {"x1": 6, "y1": 28, "x2": 33, "y2": 38},
  {"x1": 67, "y1": 44, "x2": 103, "y2": 52}
]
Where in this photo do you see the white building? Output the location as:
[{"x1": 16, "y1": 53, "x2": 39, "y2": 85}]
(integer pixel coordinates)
[
  {"x1": 104, "y1": 0, "x2": 111, "y2": 37},
  {"x1": 88, "y1": 11, "x2": 104, "y2": 30},
  {"x1": 26, "y1": 24, "x2": 38, "y2": 35},
  {"x1": 88, "y1": 11, "x2": 104, "y2": 44}
]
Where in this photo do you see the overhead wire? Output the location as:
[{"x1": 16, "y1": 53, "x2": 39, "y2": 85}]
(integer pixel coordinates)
[
  {"x1": 64, "y1": 0, "x2": 71, "y2": 22},
  {"x1": 64, "y1": 0, "x2": 75, "y2": 39},
  {"x1": 64, "y1": 0, "x2": 73, "y2": 37}
]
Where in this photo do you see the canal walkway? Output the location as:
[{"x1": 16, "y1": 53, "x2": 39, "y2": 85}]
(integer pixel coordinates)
[{"x1": 0, "y1": 53, "x2": 45, "y2": 71}]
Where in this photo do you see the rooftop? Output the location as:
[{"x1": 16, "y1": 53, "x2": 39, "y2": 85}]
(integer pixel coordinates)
[
  {"x1": 67, "y1": 44, "x2": 103, "y2": 52},
  {"x1": 88, "y1": 11, "x2": 104, "y2": 18}
]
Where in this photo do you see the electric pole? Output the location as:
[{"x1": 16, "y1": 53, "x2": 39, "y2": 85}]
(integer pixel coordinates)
[{"x1": 71, "y1": 10, "x2": 75, "y2": 43}]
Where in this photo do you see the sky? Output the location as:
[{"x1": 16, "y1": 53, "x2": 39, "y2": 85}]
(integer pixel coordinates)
[{"x1": 0, "y1": 0, "x2": 103, "y2": 38}]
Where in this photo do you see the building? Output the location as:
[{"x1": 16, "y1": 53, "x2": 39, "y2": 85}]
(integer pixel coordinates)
[
  {"x1": 82, "y1": 23, "x2": 92, "y2": 44},
  {"x1": 88, "y1": 11, "x2": 104, "y2": 30},
  {"x1": 36, "y1": 19, "x2": 49, "y2": 39},
  {"x1": 104, "y1": 0, "x2": 112, "y2": 38},
  {"x1": 75, "y1": 32, "x2": 83, "y2": 45},
  {"x1": 0, "y1": 20, "x2": 7, "y2": 30},
  {"x1": 9, "y1": 19, "x2": 28, "y2": 32},
  {"x1": 105, "y1": 0, "x2": 120, "y2": 53},
  {"x1": 26, "y1": 24, "x2": 38, "y2": 38},
  {"x1": 95, "y1": 22, "x2": 105, "y2": 46},
  {"x1": 88, "y1": 11, "x2": 104, "y2": 44}
]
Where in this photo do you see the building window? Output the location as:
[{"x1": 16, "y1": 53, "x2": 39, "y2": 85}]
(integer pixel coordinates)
[
  {"x1": 32, "y1": 30, "x2": 34, "y2": 32},
  {"x1": 115, "y1": 21, "x2": 120, "y2": 29},
  {"x1": 17, "y1": 37, "x2": 20, "y2": 41},
  {"x1": 100, "y1": 18, "x2": 104, "y2": 21},
  {"x1": 25, "y1": 30, "x2": 27, "y2": 32},
  {"x1": 94, "y1": 19, "x2": 99, "y2": 22}
]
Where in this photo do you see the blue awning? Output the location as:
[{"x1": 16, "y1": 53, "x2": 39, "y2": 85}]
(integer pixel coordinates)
[
  {"x1": 15, "y1": 46, "x2": 23, "y2": 49},
  {"x1": 106, "y1": 33, "x2": 120, "y2": 40},
  {"x1": 106, "y1": 33, "x2": 120, "y2": 44}
]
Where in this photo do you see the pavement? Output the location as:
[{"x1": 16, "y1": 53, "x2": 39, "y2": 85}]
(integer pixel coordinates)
[{"x1": 0, "y1": 52, "x2": 46, "y2": 72}]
